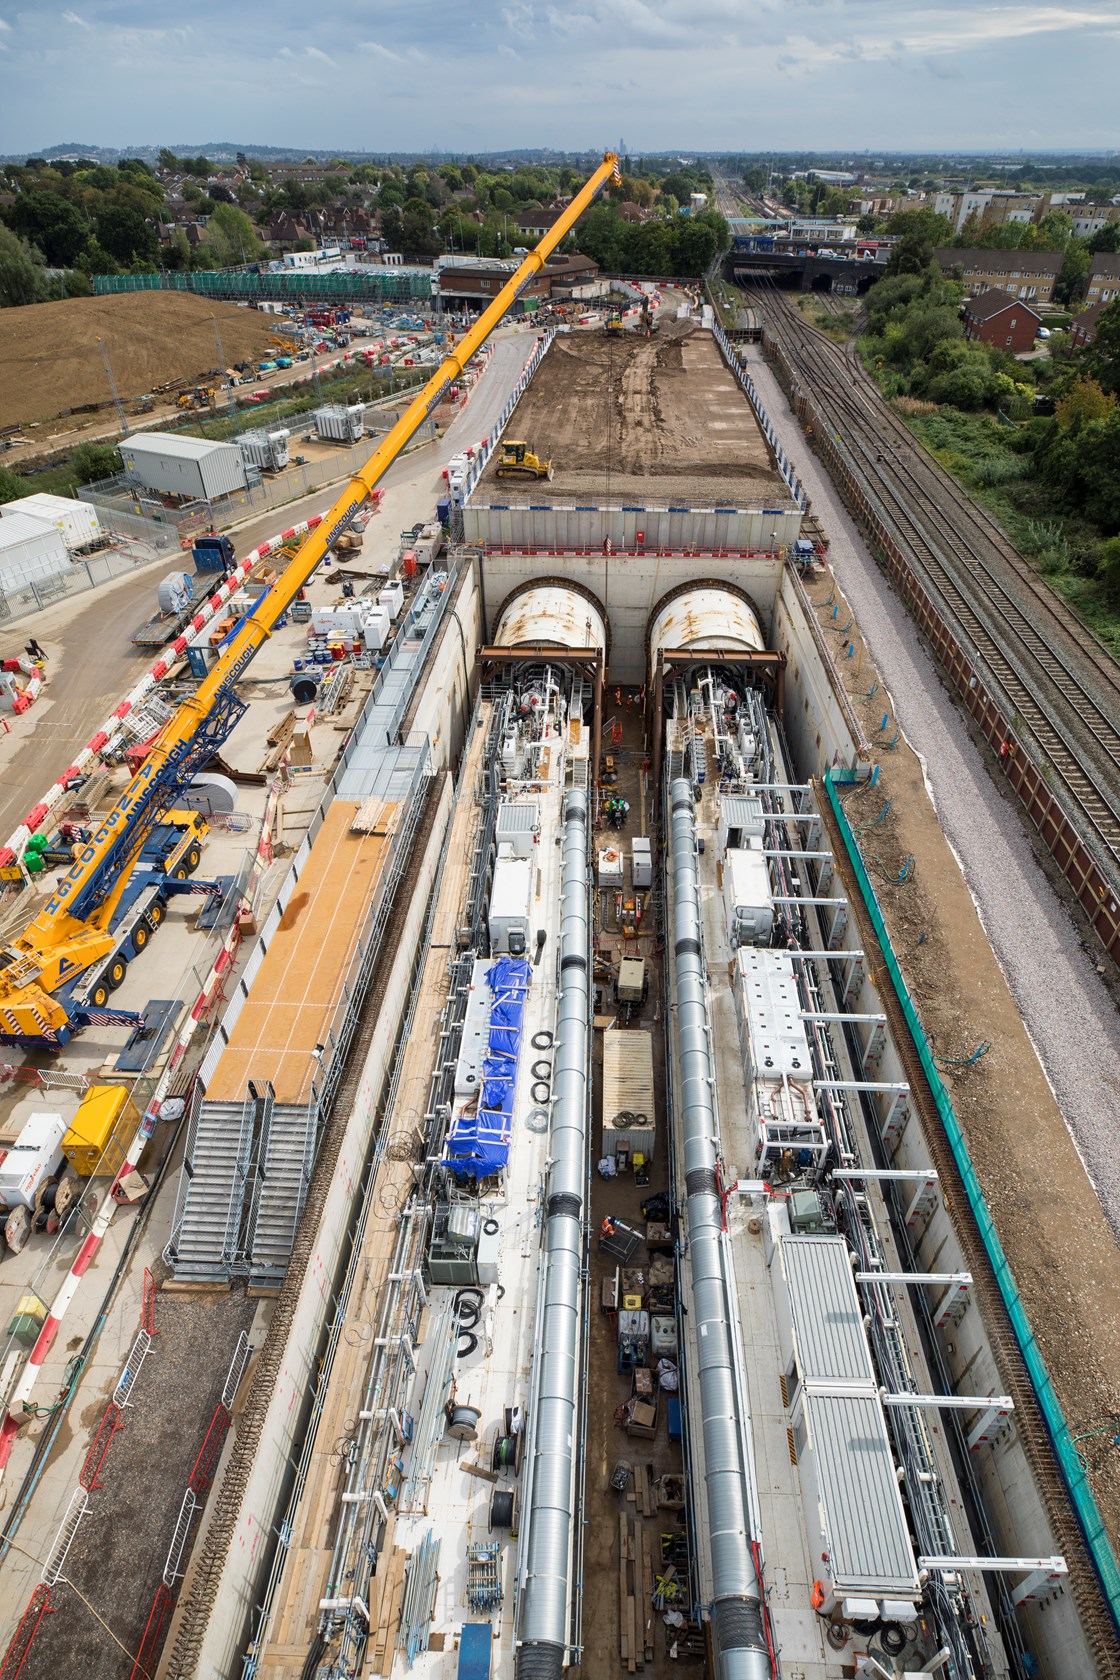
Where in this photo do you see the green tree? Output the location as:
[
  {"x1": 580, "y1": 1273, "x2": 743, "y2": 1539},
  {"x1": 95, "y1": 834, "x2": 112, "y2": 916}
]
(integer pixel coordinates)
[
  {"x1": 1087, "y1": 223, "x2": 1120, "y2": 256},
  {"x1": 158, "y1": 148, "x2": 180, "y2": 171},
  {"x1": 885, "y1": 208, "x2": 952, "y2": 276},
  {"x1": 95, "y1": 204, "x2": 157, "y2": 264},
  {"x1": 73, "y1": 441, "x2": 122, "y2": 483},
  {"x1": 1056, "y1": 240, "x2": 1091, "y2": 308},
  {"x1": 0, "y1": 223, "x2": 47, "y2": 306},
  {"x1": 76, "y1": 236, "x2": 117, "y2": 276},
  {"x1": 1089, "y1": 299, "x2": 1120, "y2": 396},
  {"x1": 0, "y1": 463, "x2": 26, "y2": 503},
  {"x1": 5, "y1": 191, "x2": 88, "y2": 267},
  {"x1": 1056, "y1": 377, "x2": 1116, "y2": 430},
  {"x1": 204, "y1": 202, "x2": 268, "y2": 266}
]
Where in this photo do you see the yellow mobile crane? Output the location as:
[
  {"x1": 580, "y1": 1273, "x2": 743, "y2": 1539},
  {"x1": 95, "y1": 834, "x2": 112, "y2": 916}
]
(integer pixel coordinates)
[{"x1": 0, "y1": 153, "x2": 621, "y2": 1052}]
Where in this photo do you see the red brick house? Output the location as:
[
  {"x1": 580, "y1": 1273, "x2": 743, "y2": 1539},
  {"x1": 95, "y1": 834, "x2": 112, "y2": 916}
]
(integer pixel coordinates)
[
  {"x1": 1069, "y1": 300, "x2": 1107, "y2": 349},
  {"x1": 962, "y1": 288, "x2": 1041, "y2": 352}
]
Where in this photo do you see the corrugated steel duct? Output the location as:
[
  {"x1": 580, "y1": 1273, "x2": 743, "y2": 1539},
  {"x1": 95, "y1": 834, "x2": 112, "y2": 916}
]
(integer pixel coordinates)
[
  {"x1": 670, "y1": 776, "x2": 770, "y2": 1680},
  {"x1": 516, "y1": 788, "x2": 590, "y2": 1680}
]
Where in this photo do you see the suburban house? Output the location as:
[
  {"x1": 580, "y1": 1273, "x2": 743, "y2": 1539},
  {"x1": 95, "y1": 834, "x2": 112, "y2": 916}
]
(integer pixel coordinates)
[
  {"x1": 1086, "y1": 254, "x2": 1120, "y2": 307},
  {"x1": 961, "y1": 288, "x2": 1040, "y2": 352}
]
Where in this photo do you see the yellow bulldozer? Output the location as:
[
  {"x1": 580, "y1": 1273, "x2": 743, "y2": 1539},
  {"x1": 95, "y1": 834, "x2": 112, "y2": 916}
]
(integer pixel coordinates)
[{"x1": 495, "y1": 440, "x2": 553, "y2": 482}]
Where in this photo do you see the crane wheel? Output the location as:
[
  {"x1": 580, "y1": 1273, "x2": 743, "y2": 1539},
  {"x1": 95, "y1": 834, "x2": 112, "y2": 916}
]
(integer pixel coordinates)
[
  {"x1": 185, "y1": 845, "x2": 202, "y2": 875},
  {"x1": 106, "y1": 956, "x2": 127, "y2": 991},
  {"x1": 132, "y1": 920, "x2": 150, "y2": 953},
  {"x1": 91, "y1": 982, "x2": 110, "y2": 1008},
  {"x1": 149, "y1": 901, "x2": 165, "y2": 927},
  {"x1": 173, "y1": 864, "x2": 189, "y2": 881}
]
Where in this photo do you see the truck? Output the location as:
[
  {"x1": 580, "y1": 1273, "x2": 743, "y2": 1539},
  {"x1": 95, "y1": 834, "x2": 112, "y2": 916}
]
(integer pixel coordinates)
[
  {"x1": 192, "y1": 533, "x2": 237, "y2": 576},
  {"x1": 132, "y1": 569, "x2": 200, "y2": 649}
]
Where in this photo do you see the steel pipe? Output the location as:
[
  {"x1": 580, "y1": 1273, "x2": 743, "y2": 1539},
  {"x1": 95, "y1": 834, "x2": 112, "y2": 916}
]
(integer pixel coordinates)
[
  {"x1": 516, "y1": 789, "x2": 590, "y2": 1680},
  {"x1": 670, "y1": 777, "x2": 770, "y2": 1680}
]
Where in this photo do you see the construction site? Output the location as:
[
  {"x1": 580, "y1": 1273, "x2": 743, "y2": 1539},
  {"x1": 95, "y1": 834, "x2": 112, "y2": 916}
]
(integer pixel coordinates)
[{"x1": 0, "y1": 151, "x2": 1119, "y2": 1680}]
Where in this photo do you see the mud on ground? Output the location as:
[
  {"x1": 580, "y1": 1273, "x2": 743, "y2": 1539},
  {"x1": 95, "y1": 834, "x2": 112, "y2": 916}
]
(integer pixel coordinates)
[
  {"x1": 21, "y1": 1289, "x2": 257, "y2": 1680},
  {"x1": 806, "y1": 567, "x2": 1120, "y2": 1547},
  {"x1": 477, "y1": 322, "x2": 782, "y2": 507}
]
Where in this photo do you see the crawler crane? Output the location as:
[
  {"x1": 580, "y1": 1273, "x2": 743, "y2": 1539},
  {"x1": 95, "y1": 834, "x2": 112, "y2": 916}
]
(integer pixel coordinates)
[{"x1": 0, "y1": 153, "x2": 621, "y2": 1052}]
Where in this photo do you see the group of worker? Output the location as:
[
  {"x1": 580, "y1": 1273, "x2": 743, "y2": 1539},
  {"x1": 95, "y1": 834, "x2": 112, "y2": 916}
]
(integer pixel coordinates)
[{"x1": 604, "y1": 796, "x2": 631, "y2": 828}]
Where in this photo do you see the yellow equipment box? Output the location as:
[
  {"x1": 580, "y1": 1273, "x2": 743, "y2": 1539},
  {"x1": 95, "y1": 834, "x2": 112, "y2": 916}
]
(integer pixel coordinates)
[{"x1": 63, "y1": 1085, "x2": 140, "y2": 1178}]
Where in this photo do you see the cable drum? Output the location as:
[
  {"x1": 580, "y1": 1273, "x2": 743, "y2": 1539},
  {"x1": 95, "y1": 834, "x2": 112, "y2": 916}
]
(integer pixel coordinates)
[
  {"x1": 457, "y1": 1331, "x2": 479, "y2": 1360},
  {"x1": 526, "y1": 1107, "x2": 549, "y2": 1133},
  {"x1": 531, "y1": 1030, "x2": 554, "y2": 1050},
  {"x1": 489, "y1": 1489, "x2": 516, "y2": 1530},
  {"x1": 454, "y1": 1288, "x2": 483, "y2": 1328},
  {"x1": 492, "y1": 1434, "x2": 518, "y2": 1471},
  {"x1": 531, "y1": 1059, "x2": 552, "y2": 1080},
  {"x1": 482, "y1": 1217, "x2": 500, "y2": 1236},
  {"x1": 446, "y1": 1403, "x2": 482, "y2": 1439},
  {"x1": 531, "y1": 1080, "x2": 551, "y2": 1103}
]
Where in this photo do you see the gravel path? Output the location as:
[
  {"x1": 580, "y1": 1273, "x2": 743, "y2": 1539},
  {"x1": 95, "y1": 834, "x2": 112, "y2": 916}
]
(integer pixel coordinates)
[{"x1": 747, "y1": 344, "x2": 1120, "y2": 1235}]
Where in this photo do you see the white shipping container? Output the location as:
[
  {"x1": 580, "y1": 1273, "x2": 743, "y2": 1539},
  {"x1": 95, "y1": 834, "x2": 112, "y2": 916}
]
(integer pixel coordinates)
[
  {"x1": 0, "y1": 493, "x2": 100, "y2": 552},
  {"x1": 0, "y1": 1112, "x2": 67, "y2": 1211},
  {"x1": 488, "y1": 853, "x2": 533, "y2": 956},
  {"x1": 121, "y1": 433, "x2": 245, "y2": 502},
  {"x1": 0, "y1": 513, "x2": 69, "y2": 591},
  {"x1": 723, "y1": 846, "x2": 773, "y2": 947},
  {"x1": 311, "y1": 602, "x2": 367, "y2": 636}
]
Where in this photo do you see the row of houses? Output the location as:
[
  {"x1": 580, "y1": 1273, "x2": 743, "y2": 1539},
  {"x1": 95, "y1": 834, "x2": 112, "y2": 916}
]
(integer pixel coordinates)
[
  {"x1": 934, "y1": 249, "x2": 1120, "y2": 308},
  {"x1": 933, "y1": 188, "x2": 1120, "y2": 239}
]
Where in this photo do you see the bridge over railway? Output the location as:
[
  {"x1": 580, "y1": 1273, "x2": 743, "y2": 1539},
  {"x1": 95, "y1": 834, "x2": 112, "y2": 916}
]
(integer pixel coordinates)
[{"x1": 724, "y1": 247, "x2": 883, "y2": 293}]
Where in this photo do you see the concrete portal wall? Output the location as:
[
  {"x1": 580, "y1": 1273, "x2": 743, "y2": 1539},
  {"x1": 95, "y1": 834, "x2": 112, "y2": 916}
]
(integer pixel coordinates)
[
  {"x1": 183, "y1": 778, "x2": 453, "y2": 1680},
  {"x1": 402, "y1": 562, "x2": 482, "y2": 774},
  {"x1": 465, "y1": 502, "x2": 802, "y2": 555},
  {"x1": 774, "y1": 567, "x2": 866, "y2": 775},
  {"x1": 480, "y1": 551, "x2": 784, "y2": 685}
]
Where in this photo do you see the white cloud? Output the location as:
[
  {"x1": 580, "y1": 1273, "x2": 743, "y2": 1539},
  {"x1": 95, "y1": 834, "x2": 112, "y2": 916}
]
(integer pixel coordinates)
[
  {"x1": 306, "y1": 45, "x2": 334, "y2": 66},
  {"x1": 62, "y1": 9, "x2": 91, "y2": 25}
]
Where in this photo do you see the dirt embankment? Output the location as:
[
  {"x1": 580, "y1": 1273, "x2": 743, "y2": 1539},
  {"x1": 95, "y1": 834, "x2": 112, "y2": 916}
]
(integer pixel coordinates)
[{"x1": 0, "y1": 293, "x2": 282, "y2": 431}]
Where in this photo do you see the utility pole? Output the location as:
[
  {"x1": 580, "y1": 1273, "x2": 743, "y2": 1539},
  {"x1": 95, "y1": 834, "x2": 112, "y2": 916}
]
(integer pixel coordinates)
[
  {"x1": 97, "y1": 337, "x2": 131, "y2": 438},
  {"x1": 211, "y1": 316, "x2": 240, "y2": 432}
]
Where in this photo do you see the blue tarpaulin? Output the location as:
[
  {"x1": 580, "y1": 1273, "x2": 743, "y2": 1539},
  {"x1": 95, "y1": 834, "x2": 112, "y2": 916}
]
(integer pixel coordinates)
[{"x1": 447, "y1": 958, "x2": 531, "y2": 1180}]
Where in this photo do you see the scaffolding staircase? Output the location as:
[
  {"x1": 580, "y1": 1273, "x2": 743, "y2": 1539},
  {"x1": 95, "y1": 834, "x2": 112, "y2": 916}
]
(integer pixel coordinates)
[{"x1": 166, "y1": 1081, "x2": 317, "y2": 1285}]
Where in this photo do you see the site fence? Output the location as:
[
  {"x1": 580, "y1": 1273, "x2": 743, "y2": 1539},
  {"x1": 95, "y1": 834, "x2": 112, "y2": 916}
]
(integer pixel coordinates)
[
  {"x1": 0, "y1": 534, "x2": 181, "y2": 631},
  {"x1": 93, "y1": 268, "x2": 433, "y2": 304},
  {"x1": 824, "y1": 765, "x2": 1120, "y2": 1636}
]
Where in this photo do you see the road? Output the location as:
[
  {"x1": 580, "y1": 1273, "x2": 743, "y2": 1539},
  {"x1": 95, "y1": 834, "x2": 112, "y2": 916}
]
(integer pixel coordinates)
[{"x1": 0, "y1": 328, "x2": 535, "y2": 847}]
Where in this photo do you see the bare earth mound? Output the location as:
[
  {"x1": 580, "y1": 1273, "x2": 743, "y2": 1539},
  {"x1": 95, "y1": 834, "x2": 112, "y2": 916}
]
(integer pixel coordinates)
[
  {"x1": 0, "y1": 292, "x2": 281, "y2": 429},
  {"x1": 477, "y1": 321, "x2": 782, "y2": 506}
]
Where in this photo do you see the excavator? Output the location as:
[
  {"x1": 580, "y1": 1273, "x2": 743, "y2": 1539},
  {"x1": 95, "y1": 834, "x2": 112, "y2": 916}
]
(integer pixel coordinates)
[
  {"x1": 495, "y1": 440, "x2": 553, "y2": 482},
  {"x1": 0, "y1": 151, "x2": 622, "y2": 1052}
]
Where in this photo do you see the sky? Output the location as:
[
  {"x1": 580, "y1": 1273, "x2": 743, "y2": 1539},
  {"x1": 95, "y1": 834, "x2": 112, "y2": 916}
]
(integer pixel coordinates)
[{"x1": 0, "y1": 0, "x2": 1119, "y2": 155}]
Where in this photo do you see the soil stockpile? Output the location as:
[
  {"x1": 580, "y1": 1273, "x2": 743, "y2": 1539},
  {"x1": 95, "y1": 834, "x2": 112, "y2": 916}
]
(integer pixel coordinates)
[
  {"x1": 478, "y1": 321, "x2": 785, "y2": 506},
  {"x1": 0, "y1": 292, "x2": 280, "y2": 429}
]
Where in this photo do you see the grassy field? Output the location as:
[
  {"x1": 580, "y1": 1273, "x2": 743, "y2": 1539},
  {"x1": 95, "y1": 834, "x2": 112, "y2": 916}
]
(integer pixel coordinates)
[{"x1": 900, "y1": 405, "x2": 1120, "y2": 653}]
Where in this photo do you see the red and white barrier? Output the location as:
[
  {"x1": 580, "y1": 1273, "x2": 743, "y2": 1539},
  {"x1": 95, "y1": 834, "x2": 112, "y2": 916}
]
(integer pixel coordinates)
[
  {"x1": 0, "y1": 515, "x2": 327, "y2": 869},
  {"x1": 0, "y1": 778, "x2": 287, "y2": 1479}
]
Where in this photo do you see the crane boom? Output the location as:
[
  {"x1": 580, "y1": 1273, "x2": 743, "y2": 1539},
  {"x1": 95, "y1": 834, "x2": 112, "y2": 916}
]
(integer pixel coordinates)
[{"x1": 0, "y1": 153, "x2": 621, "y2": 1047}]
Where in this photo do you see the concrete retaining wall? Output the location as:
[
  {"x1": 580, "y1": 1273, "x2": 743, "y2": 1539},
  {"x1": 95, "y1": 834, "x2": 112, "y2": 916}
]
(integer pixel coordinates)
[{"x1": 465, "y1": 501, "x2": 802, "y2": 556}]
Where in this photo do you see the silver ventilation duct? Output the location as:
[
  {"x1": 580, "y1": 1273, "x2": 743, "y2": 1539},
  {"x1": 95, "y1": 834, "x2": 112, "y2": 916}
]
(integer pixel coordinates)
[
  {"x1": 516, "y1": 789, "x2": 591, "y2": 1680},
  {"x1": 670, "y1": 776, "x2": 771, "y2": 1680}
]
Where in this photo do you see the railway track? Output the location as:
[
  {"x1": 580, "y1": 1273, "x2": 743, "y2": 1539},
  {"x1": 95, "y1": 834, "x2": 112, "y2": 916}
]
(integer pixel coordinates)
[{"x1": 752, "y1": 282, "x2": 1120, "y2": 874}]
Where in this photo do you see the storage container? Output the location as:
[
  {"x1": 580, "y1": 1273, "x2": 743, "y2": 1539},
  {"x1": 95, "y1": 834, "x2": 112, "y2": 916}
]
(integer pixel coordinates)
[
  {"x1": 488, "y1": 853, "x2": 533, "y2": 956},
  {"x1": 602, "y1": 1030, "x2": 655, "y2": 1159},
  {"x1": 0, "y1": 513, "x2": 69, "y2": 591},
  {"x1": 0, "y1": 493, "x2": 100, "y2": 552},
  {"x1": 63, "y1": 1084, "x2": 140, "y2": 1178},
  {"x1": 723, "y1": 845, "x2": 773, "y2": 947}
]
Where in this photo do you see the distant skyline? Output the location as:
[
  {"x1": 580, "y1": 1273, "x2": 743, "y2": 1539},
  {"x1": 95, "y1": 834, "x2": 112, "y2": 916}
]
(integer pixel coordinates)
[{"x1": 1, "y1": 1, "x2": 1119, "y2": 154}]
